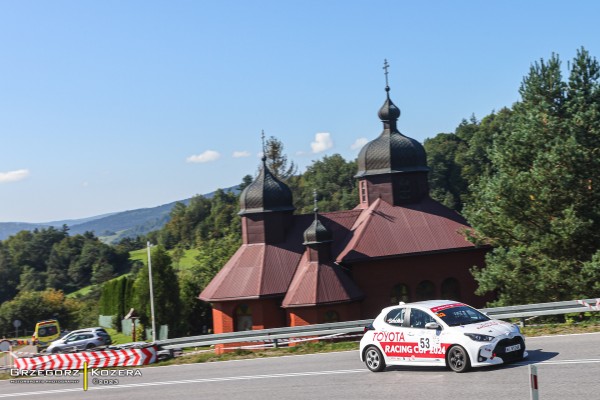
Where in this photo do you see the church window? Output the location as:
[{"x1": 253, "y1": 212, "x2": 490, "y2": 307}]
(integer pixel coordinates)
[
  {"x1": 324, "y1": 310, "x2": 339, "y2": 323},
  {"x1": 234, "y1": 304, "x2": 253, "y2": 332},
  {"x1": 441, "y1": 278, "x2": 461, "y2": 301},
  {"x1": 390, "y1": 283, "x2": 410, "y2": 304},
  {"x1": 416, "y1": 280, "x2": 435, "y2": 301},
  {"x1": 359, "y1": 181, "x2": 367, "y2": 203},
  {"x1": 397, "y1": 177, "x2": 411, "y2": 200}
]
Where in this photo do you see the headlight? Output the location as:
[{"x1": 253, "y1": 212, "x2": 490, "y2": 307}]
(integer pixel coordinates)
[{"x1": 464, "y1": 333, "x2": 495, "y2": 342}]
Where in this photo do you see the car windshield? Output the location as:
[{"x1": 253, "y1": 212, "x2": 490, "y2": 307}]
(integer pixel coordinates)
[{"x1": 433, "y1": 305, "x2": 490, "y2": 327}]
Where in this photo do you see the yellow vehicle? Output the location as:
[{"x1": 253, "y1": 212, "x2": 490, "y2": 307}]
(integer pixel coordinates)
[{"x1": 32, "y1": 319, "x2": 61, "y2": 346}]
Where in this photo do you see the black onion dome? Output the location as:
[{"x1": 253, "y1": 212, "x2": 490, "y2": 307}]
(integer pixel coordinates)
[
  {"x1": 239, "y1": 161, "x2": 295, "y2": 215},
  {"x1": 356, "y1": 91, "x2": 428, "y2": 177},
  {"x1": 378, "y1": 91, "x2": 401, "y2": 122},
  {"x1": 303, "y1": 217, "x2": 332, "y2": 245}
]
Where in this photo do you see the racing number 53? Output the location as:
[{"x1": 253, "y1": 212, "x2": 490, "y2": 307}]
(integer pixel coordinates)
[{"x1": 419, "y1": 338, "x2": 430, "y2": 350}]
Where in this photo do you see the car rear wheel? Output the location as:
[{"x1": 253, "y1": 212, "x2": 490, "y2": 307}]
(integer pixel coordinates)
[
  {"x1": 364, "y1": 346, "x2": 386, "y2": 372},
  {"x1": 447, "y1": 345, "x2": 471, "y2": 373},
  {"x1": 85, "y1": 343, "x2": 95, "y2": 350}
]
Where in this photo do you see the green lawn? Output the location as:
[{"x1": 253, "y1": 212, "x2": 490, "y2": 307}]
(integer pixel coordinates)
[
  {"x1": 67, "y1": 247, "x2": 199, "y2": 299},
  {"x1": 129, "y1": 247, "x2": 200, "y2": 270}
]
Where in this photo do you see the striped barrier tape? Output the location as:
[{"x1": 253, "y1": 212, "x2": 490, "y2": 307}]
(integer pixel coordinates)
[
  {"x1": 12, "y1": 346, "x2": 157, "y2": 370},
  {"x1": 576, "y1": 299, "x2": 600, "y2": 311}
]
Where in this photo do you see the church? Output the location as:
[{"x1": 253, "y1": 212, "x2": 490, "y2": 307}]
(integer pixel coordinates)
[{"x1": 199, "y1": 71, "x2": 489, "y2": 334}]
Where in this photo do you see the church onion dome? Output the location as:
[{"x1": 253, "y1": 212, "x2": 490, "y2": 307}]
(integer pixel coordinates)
[
  {"x1": 355, "y1": 88, "x2": 429, "y2": 178},
  {"x1": 377, "y1": 92, "x2": 401, "y2": 122},
  {"x1": 303, "y1": 216, "x2": 332, "y2": 245},
  {"x1": 239, "y1": 159, "x2": 295, "y2": 215}
]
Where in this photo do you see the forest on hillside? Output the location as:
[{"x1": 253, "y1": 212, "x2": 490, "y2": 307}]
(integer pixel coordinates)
[{"x1": 1, "y1": 48, "x2": 599, "y2": 337}]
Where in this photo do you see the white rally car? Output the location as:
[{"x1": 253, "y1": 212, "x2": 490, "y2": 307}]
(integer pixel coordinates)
[{"x1": 360, "y1": 300, "x2": 527, "y2": 373}]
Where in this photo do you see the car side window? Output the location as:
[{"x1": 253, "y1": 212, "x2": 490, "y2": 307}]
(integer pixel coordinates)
[
  {"x1": 409, "y1": 308, "x2": 436, "y2": 328},
  {"x1": 385, "y1": 308, "x2": 406, "y2": 326}
]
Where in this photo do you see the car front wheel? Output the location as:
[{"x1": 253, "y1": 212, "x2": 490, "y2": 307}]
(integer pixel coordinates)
[
  {"x1": 447, "y1": 345, "x2": 471, "y2": 373},
  {"x1": 364, "y1": 346, "x2": 386, "y2": 372}
]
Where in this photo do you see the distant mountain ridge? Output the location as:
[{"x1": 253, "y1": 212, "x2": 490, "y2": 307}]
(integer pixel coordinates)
[{"x1": 0, "y1": 186, "x2": 239, "y2": 242}]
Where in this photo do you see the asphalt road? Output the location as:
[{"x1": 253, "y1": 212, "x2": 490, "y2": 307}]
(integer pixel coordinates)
[{"x1": 1, "y1": 332, "x2": 599, "y2": 399}]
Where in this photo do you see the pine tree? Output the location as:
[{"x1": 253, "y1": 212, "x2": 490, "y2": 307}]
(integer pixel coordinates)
[{"x1": 464, "y1": 50, "x2": 600, "y2": 305}]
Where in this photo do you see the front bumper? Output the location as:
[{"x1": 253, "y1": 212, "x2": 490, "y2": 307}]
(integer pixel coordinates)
[{"x1": 472, "y1": 335, "x2": 526, "y2": 367}]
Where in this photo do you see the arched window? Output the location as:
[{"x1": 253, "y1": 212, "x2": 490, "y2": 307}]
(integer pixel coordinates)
[
  {"x1": 359, "y1": 181, "x2": 368, "y2": 203},
  {"x1": 441, "y1": 278, "x2": 461, "y2": 301},
  {"x1": 390, "y1": 283, "x2": 410, "y2": 304},
  {"x1": 324, "y1": 310, "x2": 339, "y2": 323},
  {"x1": 234, "y1": 304, "x2": 253, "y2": 332},
  {"x1": 416, "y1": 280, "x2": 435, "y2": 301}
]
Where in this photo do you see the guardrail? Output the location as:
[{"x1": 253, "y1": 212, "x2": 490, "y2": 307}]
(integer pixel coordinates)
[
  {"x1": 482, "y1": 298, "x2": 600, "y2": 321},
  {"x1": 156, "y1": 298, "x2": 599, "y2": 350},
  {"x1": 156, "y1": 319, "x2": 374, "y2": 350}
]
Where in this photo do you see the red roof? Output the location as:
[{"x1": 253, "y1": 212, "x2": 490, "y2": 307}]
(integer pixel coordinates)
[
  {"x1": 200, "y1": 197, "x2": 476, "y2": 303},
  {"x1": 336, "y1": 197, "x2": 475, "y2": 262},
  {"x1": 282, "y1": 252, "x2": 364, "y2": 307},
  {"x1": 198, "y1": 243, "x2": 302, "y2": 301},
  {"x1": 199, "y1": 211, "x2": 362, "y2": 302}
]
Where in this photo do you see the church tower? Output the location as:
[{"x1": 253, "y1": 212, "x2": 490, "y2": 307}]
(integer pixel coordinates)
[
  {"x1": 355, "y1": 60, "x2": 430, "y2": 207},
  {"x1": 238, "y1": 133, "x2": 295, "y2": 244}
]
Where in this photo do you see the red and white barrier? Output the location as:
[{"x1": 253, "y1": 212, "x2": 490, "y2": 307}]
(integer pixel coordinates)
[
  {"x1": 529, "y1": 365, "x2": 539, "y2": 400},
  {"x1": 577, "y1": 299, "x2": 600, "y2": 311},
  {"x1": 12, "y1": 346, "x2": 157, "y2": 370}
]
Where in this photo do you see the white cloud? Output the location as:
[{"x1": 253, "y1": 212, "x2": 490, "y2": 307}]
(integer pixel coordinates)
[
  {"x1": 186, "y1": 150, "x2": 221, "y2": 163},
  {"x1": 232, "y1": 150, "x2": 251, "y2": 158},
  {"x1": 310, "y1": 132, "x2": 333, "y2": 154},
  {"x1": 350, "y1": 137, "x2": 369, "y2": 150},
  {"x1": 0, "y1": 169, "x2": 30, "y2": 183}
]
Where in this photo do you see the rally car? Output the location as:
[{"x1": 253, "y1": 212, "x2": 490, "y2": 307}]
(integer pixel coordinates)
[{"x1": 360, "y1": 300, "x2": 527, "y2": 373}]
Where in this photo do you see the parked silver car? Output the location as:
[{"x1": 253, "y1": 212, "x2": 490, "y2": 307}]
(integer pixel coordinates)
[{"x1": 46, "y1": 328, "x2": 112, "y2": 353}]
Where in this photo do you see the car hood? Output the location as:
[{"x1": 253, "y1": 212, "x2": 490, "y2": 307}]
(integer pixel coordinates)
[{"x1": 459, "y1": 319, "x2": 518, "y2": 337}]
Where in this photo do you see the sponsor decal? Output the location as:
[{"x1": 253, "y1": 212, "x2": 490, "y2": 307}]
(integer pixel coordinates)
[
  {"x1": 371, "y1": 331, "x2": 449, "y2": 359},
  {"x1": 372, "y1": 331, "x2": 406, "y2": 342},
  {"x1": 475, "y1": 321, "x2": 502, "y2": 330},
  {"x1": 430, "y1": 303, "x2": 466, "y2": 313},
  {"x1": 380, "y1": 342, "x2": 450, "y2": 358}
]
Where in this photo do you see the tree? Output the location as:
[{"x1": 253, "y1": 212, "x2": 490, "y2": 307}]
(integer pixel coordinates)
[
  {"x1": 292, "y1": 154, "x2": 358, "y2": 213},
  {"x1": 0, "y1": 242, "x2": 19, "y2": 303},
  {"x1": 464, "y1": 49, "x2": 600, "y2": 305},
  {"x1": 0, "y1": 289, "x2": 81, "y2": 336},
  {"x1": 179, "y1": 233, "x2": 240, "y2": 335},
  {"x1": 424, "y1": 132, "x2": 468, "y2": 210},
  {"x1": 264, "y1": 136, "x2": 297, "y2": 180}
]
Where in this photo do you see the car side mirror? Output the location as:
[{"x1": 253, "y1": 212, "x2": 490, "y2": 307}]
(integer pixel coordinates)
[{"x1": 425, "y1": 322, "x2": 441, "y2": 330}]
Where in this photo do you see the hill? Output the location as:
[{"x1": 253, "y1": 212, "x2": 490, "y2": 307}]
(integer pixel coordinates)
[{"x1": 0, "y1": 186, "x2": 239, "y2": 242}]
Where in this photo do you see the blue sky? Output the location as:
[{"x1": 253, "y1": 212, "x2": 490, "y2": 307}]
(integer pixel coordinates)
[{"x1": 1, "y1": 1, "x2": 599, "y2": 222}]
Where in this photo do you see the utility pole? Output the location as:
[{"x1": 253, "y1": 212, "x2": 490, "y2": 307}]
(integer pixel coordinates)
[{"x1": 147, "y1": 241, "x2": 157, "y2": 342}]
